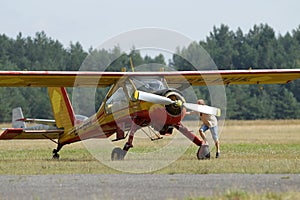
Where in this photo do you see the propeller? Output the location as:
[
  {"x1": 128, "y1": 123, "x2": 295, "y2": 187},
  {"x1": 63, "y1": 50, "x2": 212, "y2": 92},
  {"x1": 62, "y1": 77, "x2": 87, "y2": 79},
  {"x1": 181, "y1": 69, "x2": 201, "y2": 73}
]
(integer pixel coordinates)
[
  {"x1": 183, "y1": 103, "x2": 221, "y2": 116},
  {"x1": 133, "y1": 90, "x2": 221, "y2": 116},
  {"x1": 133, "y1": 90, "x2": 175, "y2": 105}
]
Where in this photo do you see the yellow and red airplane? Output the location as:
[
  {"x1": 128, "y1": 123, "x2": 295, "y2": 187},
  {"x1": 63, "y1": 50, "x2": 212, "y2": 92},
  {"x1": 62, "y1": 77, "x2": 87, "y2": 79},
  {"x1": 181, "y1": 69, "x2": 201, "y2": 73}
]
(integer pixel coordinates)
[{"x1": 0, "y1": 69, "x2": 299, "y2": 160}]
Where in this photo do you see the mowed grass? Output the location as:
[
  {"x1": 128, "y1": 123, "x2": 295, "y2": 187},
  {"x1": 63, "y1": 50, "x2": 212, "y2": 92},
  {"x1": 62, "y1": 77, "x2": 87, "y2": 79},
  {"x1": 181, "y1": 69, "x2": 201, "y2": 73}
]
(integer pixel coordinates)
[
  {"x1": 0, "y1": 120, "x2": 299, "y2": 175},
  {"x1": 185, "y1": 190, "x2": 300, "y2": 200}
]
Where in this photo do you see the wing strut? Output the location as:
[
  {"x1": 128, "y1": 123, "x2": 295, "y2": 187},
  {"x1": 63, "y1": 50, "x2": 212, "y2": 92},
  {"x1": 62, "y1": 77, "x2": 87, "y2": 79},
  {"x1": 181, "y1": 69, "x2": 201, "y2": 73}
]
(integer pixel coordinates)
[{"x1": 42, "y1": 134, "x2": 58, "y2": 144}]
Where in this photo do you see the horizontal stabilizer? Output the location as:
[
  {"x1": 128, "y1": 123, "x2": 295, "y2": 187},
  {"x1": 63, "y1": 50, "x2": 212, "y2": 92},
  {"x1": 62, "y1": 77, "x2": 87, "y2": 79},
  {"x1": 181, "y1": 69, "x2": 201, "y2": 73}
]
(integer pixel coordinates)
[
  {"x1": 17, "y1": 118, "x2": 56, "y2": 126},
  {"x1": 0, "y1": 128, "x2": 62, "y2": 140}
]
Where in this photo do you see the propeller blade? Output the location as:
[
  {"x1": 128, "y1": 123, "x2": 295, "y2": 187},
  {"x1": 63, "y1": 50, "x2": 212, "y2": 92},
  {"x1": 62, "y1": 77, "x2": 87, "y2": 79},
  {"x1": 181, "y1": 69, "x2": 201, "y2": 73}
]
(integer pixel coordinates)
[
  {"x1": 133, "y1": 90, "x2": 175, "y2": 105},
  {"x1": 184, "y1": 103, "x2": 221, "y2": 116}
]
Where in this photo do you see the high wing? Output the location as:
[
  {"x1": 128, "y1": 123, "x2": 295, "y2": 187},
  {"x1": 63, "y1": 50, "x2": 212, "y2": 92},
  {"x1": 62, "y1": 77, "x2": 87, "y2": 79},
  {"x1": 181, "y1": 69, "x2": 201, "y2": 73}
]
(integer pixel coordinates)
[
  {"x1": 0, "y1": 71, "x2": 120, "y2": 87},
  {"x1": 166, "y1": 69, "x2": 300, "y2": 90},
  {"x1": 0, "y1": 69, "x2": 299, "y2": 87},
  {"x1": 168, "y1": 69, "x2": 300, "y2": 86}
]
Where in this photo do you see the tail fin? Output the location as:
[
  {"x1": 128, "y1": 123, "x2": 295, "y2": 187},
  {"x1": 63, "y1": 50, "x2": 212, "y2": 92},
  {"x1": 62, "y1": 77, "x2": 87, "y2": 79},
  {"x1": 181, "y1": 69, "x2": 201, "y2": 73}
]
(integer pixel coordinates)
[
  {"x1": 48, "y1": 87, "x2": 75, "y2": 131},
  {"x1": 12, "y1": 107, "x2": 26, "y2": 128}
]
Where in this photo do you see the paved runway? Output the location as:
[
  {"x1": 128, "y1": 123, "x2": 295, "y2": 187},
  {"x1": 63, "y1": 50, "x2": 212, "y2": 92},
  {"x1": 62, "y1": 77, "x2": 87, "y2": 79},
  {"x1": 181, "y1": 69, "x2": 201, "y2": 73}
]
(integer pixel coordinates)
[{"x1": 0, "y1": 174, "x2": 299, "y2": 199}]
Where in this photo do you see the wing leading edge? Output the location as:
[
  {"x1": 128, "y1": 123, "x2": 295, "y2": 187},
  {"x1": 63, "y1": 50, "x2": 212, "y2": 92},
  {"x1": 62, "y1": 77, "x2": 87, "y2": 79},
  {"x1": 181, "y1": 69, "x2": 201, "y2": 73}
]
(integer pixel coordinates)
[
  {"x1": 176, "y1": 69, "x2": 300, "y2": 86},
  {"x1": 0, "y1": 69, "x2": 299, "y2": 87}
]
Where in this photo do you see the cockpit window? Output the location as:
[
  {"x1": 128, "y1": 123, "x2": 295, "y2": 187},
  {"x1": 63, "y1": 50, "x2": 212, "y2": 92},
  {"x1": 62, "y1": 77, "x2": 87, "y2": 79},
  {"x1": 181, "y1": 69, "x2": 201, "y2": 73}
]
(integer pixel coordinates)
[
  {"x1": 105, "y1": 87, "x2": 128, "y2": 114},
  {"x1": 129, "y1": 77, "x2": 167, "y2": 93},
  {"x1": 75, "y1": 115, "x2": 88, "y2": 121}
]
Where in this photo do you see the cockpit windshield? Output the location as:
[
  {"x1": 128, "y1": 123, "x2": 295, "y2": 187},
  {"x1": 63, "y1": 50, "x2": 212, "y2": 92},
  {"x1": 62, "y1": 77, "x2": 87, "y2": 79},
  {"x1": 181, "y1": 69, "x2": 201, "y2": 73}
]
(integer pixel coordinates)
[{"x1": 129, "y1": 76, "x2": 168, "y2": 93}]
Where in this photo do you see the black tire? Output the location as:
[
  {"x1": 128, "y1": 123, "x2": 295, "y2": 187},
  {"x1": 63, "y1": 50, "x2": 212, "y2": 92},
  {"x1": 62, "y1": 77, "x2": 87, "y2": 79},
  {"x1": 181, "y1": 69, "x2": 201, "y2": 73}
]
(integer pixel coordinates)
[
  {"x1": 111, "y1": 147, "x2": 127, "y2": 161},
  {"x1": 197, "y1": 145, "x2": 210, "y2": 160},
  {"x1": 52, "y1": 153, "x2": 60, "y2": 160}
]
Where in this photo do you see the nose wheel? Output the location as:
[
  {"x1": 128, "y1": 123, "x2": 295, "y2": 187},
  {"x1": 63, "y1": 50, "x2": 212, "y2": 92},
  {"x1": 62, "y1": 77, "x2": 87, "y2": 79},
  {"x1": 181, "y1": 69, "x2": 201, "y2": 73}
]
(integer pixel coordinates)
[
  {"x1": 197, "y1": 144, "x2": 210, "y2": 160},
  {"x1": 111, "y1": 147, "x2": 127, "y2": 161}
]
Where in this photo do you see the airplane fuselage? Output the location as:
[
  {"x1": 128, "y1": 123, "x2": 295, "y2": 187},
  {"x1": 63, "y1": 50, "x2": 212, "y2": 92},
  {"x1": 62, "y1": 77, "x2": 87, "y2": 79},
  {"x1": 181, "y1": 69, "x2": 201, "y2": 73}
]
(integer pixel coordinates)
[{"x1": 58, "y1": 76, "x2": 187, "y2": 145}]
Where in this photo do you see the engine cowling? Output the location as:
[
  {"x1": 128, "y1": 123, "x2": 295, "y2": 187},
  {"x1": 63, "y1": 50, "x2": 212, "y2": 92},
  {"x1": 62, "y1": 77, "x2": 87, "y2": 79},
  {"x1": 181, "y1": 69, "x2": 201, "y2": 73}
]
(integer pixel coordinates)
[
  {"x1": 164, "y1": 90, "x2": 185, "y2": 116},
  {"x1": 149, "y1": 89, "x2": 186, "y2": 132}
]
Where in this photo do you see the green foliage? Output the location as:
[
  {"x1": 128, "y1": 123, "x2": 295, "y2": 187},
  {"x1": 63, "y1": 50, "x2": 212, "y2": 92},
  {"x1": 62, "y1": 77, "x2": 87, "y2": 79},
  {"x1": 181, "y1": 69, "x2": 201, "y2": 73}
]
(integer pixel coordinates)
[
  {"x1": 174, "y1": 23, "x2": 300, "y2": 120},
  {"x1": 0, "y1": 23, "x2": 300, "y2": 121},
  {"x1": 0, "y1": 32, "x2": 86, "y2": 121}
]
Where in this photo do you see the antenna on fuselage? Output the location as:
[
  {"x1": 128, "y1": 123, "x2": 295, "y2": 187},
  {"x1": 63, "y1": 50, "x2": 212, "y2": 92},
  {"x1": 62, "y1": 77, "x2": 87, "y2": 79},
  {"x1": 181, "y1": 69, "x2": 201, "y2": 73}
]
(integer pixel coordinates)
[{"x1": 129, "y1": 56, "x2": 135, "y2": 72}]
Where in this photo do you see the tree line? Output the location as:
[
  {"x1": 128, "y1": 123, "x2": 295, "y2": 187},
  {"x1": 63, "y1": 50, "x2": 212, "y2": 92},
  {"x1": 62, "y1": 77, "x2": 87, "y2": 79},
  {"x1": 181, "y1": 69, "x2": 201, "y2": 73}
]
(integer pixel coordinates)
[
  {"x1": 174, "y1": 24, "x2": 300, "y2": 119},
  {"x1": 0, "y1": 24, "x2": 300, "y2": 121}
]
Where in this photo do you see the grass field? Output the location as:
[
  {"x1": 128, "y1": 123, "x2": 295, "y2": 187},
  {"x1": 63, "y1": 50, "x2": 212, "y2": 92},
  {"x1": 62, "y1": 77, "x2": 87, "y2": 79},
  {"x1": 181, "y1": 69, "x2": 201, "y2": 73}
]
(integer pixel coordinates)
[
  {"x1": 0, "y1": 120, "x2": 299, "y2": 175},
  {"x1": 186, "y1": 190, "x2": 300, "y2": 200}
]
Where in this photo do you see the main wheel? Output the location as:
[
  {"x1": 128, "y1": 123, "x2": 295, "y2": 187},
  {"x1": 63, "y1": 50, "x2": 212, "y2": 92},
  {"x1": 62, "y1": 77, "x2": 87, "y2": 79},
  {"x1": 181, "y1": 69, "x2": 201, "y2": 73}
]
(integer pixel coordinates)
[
  {"x1": 52, "y1": 149, "x2": 60, "y2": 159},
  {"x1": 197, "y1": 145, "x2": 210, "y2": 160},
  {"x1": 111, "y1": 147, "x2": 127, "y2": 161}
]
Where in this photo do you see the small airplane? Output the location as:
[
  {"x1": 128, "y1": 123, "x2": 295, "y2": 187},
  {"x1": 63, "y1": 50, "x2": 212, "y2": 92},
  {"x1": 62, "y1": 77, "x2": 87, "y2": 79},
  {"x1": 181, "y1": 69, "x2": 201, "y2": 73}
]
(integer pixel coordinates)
[{"x1": 0, "y1": 68, "x2": 299, "y2": 160}]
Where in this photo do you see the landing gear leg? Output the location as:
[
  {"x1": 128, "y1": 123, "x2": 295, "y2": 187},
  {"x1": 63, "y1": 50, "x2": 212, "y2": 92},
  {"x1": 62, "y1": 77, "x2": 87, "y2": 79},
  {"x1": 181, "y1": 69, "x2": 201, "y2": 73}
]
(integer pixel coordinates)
[
  {"x1": 52, "y1": 144, "x2": 63, "y2": 159},
  {"x1": 174, "y1": 122, "x2": 203, "y2": 146},
  {"x1": 111, "y1": 123, "x2": 138, "y2": 161}
]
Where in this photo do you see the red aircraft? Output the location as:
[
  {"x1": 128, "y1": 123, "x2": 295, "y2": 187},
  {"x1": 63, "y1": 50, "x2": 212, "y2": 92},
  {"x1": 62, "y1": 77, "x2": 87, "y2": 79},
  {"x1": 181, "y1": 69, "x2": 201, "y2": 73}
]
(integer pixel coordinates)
[{"x1": 0, "y1": 69, "x2": 299, "y2": 160}]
